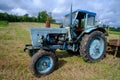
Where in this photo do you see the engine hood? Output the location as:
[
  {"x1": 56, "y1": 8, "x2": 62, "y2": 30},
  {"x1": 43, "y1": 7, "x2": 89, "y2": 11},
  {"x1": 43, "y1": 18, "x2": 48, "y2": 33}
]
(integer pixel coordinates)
[{"x1": 30, "y1": 27, "x2": 68, "y2": 47}]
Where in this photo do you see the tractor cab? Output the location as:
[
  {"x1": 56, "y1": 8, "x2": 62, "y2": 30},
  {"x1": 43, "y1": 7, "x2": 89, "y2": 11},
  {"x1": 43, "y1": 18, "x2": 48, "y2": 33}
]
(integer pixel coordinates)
[
  {"x1": 63, "y1": 9, "x2": 96, "y2": 29},
  {"x1": 63, "y1": 9, "x2": 96, "y2": 38}
]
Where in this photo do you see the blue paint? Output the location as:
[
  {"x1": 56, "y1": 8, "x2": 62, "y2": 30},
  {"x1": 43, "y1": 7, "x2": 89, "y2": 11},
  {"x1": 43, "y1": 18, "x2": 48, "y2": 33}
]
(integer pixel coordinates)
[
  {"x1": 63, "y1": 42, "x2": 66, "y2": 49},
  {"x1": 65, "y1": 9, "x2": 96, "y2": 17},
  {"x1": 84, "y1": 14, "x2": 87, "y2": 28},
  {"x1": 89, "y1": 37, "x2": 104, "y2": 59},
  {"x1": 84, "y1": 27, "x2": 96, "y2": 33},
  {"x1": 36, "y1": 56, "x2": 53, "y2": 73},
  {"x1": 49, "y1": 45, "x2": 63, "y2": 50},
  {"x1": 46, "y1": 34, "x2": 50, "y2": 42},
  {"x1": 30, "y1": 27, "x2": 68, "y2": 47}
]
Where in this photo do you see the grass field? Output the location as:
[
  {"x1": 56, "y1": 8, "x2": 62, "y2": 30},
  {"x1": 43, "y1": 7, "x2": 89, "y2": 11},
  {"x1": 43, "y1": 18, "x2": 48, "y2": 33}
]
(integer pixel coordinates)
[
  {"x1": 109, "y1": 31, "x2": 120, "y2": 35},
  {"x1": 0, "y1": 21, "x2": 8, "y2": 27},
  {"x1": 0, "y1": 22, "x2": 120, "y2": 80}
]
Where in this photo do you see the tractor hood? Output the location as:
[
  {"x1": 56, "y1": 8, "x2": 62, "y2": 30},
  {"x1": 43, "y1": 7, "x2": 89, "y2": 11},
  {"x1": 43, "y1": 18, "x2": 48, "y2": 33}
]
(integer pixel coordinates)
[{"x1": 30, "y1": 27, "x2": 68, "y2": 47}]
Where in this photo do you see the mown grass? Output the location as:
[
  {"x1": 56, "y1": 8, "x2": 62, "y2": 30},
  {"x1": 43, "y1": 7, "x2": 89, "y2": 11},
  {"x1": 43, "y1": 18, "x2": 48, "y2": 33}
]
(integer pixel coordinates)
[
  {"x1": 0, "y1": 22, "x2": 120, "y2": 80},
  {"x1": 0, "y1": 21, "x2": 8, "y2": 27},
  {"x1": 109, "y1": 31, "x2": 120, "y2": 35}
]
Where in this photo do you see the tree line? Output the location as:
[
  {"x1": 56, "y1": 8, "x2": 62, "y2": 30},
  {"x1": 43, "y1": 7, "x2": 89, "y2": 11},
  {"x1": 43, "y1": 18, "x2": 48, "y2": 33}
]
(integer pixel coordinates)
[
  {"x1": 102, "y1": 24, "x2": 120, "y2": 32},
  {"x1": 0, "y1": 11, "x2": 56, "y2": 23}
]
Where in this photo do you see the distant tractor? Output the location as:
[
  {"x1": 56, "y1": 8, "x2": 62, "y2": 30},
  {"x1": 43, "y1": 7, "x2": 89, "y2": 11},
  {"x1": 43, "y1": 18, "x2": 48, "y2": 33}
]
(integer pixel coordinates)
[{"x1": 24, "y1": 9, "x2": 107, "y2": 77}]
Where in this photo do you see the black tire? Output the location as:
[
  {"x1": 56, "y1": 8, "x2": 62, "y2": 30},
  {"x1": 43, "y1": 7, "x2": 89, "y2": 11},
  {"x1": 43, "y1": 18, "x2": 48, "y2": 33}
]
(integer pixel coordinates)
[
  {"x1": 67, "y1": 50, "x2": 79, "y2": 55},
  {"x1": 29, "y1": 50, "x2": 57, "y2": 77},
  {"x1": 28, "y1": 50, "x2": 34, "y2": 57},
  {"x1": 28, "y1": 49, "x2": 39, "y2": 57},
  {"x1": 80, "y1": 31, "x2": 107, "y2": 62}
]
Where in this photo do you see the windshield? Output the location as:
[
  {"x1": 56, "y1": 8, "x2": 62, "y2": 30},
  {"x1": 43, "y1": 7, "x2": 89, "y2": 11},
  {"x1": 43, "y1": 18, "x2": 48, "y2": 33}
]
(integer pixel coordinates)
[{"x1": 63, "y1": 12, "x2": 77, "y2": 27}]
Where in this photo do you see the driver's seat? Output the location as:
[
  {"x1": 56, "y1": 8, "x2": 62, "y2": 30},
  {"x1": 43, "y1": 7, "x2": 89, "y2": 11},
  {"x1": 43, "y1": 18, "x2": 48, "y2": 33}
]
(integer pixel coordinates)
[{"x1": 75, "y1": 27, "x2": 84, "y2": 37}]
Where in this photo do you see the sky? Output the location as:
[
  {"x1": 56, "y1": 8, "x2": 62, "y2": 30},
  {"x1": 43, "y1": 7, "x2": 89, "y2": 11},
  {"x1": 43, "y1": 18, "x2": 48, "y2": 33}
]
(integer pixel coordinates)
[{"x1": 0, "y1": 0, "x2": 120, "y2": 27}]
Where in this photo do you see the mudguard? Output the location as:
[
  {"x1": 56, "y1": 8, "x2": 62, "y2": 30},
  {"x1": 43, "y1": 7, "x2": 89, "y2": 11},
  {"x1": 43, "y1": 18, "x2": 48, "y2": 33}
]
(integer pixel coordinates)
[
  {"x1": 74, "y1": 27, "x2": 107, "y2": 43},
  {"x1": 84, "y1": 27, "x2": 107, "y2": 34}
]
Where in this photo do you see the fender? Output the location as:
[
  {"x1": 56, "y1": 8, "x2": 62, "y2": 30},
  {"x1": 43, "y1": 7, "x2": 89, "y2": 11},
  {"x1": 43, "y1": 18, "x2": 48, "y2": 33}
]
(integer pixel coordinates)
[
  {"x1": 84, "y1": 27, "x2": 107, "y2": 35},
  {"x1": 74, "y1": 27, "x2": 108, "y2": 43}
]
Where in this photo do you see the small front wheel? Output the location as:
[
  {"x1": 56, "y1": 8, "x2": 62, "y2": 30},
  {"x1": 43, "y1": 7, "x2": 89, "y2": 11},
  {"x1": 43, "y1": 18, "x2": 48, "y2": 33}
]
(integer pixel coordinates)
[{"x1": 30, "y1": 50, "x2": 57, "y2": 77}]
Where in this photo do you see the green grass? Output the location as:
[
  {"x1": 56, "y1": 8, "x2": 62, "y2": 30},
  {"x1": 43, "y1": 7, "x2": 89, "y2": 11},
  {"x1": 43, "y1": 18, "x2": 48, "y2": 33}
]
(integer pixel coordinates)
[
  {"x1": 0, "y1": 21, "x2": 8, "y2": 27},
  {"x1": 109, "y1": 31, "x2": 120, "y2": 35},
  {"x1": 0, "y1": 22, "x2": 120, "y2": 80}
]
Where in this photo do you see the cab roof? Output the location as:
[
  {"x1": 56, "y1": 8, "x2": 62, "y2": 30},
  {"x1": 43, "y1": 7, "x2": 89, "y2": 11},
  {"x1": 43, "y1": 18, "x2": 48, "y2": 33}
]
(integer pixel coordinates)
[{"x1": 65, "y1": 9, "x2": 96, "y2": 17}]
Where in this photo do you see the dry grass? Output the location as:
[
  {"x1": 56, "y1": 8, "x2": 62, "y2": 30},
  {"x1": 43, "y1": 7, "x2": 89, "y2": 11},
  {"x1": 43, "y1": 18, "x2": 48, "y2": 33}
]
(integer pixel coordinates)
[{"x1": 0, "y1": 22, "x2": 120, "y2": 80}]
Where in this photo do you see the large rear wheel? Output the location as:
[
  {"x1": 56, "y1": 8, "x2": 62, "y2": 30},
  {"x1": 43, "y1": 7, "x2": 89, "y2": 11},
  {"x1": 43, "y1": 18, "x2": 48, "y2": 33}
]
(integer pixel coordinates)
[{"x1": 80, "y1": 31, "x2": 107, "y2": 62}]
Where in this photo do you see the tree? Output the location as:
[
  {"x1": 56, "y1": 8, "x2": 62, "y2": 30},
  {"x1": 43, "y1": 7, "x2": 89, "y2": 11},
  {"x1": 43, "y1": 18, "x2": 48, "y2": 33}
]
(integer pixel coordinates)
[
  {"x1": 0, "y1": 10, "x2": 56, "y2": 23},
  {"x1": 23, "y1": 14, "x2": 29, "y2": 22},
  {"x1": 49, "y1": 16, "x2": 56, "y2": 23},
  {"x1": 0, "y1": 13, "x2": 9, "y2": 21},
  {"x1": 40, "y1": 11, "x2": 47, "y2": 22},
  {"x1": 37, "y1": 12, "x2": 41, "y2": 22},
  {"x1": 37, "y1": 11, "x2": 47, "y2": 23},
  {"x1": 48, "y1": 12, "x2": 56, "y2": 23}
]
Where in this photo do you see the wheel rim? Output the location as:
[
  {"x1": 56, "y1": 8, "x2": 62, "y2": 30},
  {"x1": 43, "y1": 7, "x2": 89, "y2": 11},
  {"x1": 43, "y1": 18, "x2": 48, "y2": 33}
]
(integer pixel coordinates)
[
  {"x1": 36, "y1": 56, "x2": 53, "y2": 74},
  {"x1": 89, "y1": 37, "x2": 105, "y2": 59}
]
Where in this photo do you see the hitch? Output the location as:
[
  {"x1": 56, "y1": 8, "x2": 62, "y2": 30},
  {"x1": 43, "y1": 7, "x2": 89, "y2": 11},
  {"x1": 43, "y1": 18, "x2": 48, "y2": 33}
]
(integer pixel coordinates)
[{"x1": 24, "y1": 44, "x2": 33, "y2": 52}]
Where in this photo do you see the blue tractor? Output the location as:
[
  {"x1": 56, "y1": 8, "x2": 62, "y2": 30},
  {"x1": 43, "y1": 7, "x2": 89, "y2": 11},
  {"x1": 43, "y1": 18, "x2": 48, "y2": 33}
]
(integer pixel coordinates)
[{"x1": 24, "y1": 9, "x2": 107, "y2": 77}]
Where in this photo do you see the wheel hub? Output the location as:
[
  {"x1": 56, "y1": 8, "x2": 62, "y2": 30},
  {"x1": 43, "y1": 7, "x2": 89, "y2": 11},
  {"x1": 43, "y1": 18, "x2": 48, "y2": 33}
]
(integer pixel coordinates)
[
  {"x1": 42, "y1": 62, "x2": 47, "y2": 66},
  {"x1": 94, "y1": 45, "x2": 100, "y2": 53},
  {"x1": 36, "y1": 56, "x2": 53, "y2": 73},
  {"x1": 89, "y1": 37, "x2": 104, "y2": 59}
]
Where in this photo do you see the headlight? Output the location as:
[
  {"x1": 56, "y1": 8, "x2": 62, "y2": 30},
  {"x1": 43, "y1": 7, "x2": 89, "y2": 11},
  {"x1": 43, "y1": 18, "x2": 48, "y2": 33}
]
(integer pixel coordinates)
[
  {"x1": 38, "y1": 35, "x2": 44, "y2": 43},
  {"x1": 38, "y1": 39, "x2": 43, "y2": 43}
]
